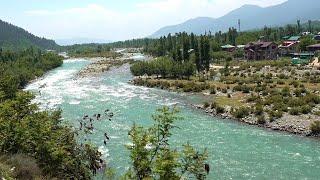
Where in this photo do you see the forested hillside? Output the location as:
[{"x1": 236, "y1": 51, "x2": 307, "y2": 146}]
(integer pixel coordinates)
[{"x1": 0, "y1": 19, "x2": 58, "y2": 50}]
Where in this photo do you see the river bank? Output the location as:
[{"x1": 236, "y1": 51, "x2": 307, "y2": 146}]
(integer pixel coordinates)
[
  {"x1": 132, "y1": 77, "x2": 320, "y2": 137},
  {"x1": 25, "y1": 56, "x2": 320, "y2": 179}
]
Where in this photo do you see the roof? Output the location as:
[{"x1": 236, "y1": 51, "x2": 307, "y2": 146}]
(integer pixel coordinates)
[
  {"x1": 279, "y1": 41, "x2": 299, "y2": 48},
  {"x1": 291, "y1": 52, "x2": 315, "y2": 56},
  {"x1": 307, "y1": 43, "x2": 320, "y2": 48},
  {"x1": 221, "y1": 44, "x2": 235, "y2": 49},
  {"x1": 245, "y1": 41, "x2": 275, "y2": 48},
  {"x1": 260, "y1": 42, "x2": 274, "y2": 47},
  {"x1": 287, "y1": 36, "x2": 301, "y2": 41},
  {"x1": 282, "y1": 36, "x2": 290, "y2": 40},
  {"x1": 237, "y1": 45, "x2": 245, "y2": 48}
]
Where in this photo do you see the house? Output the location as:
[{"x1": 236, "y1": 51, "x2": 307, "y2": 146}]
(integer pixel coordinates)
[
  {"x1": 314, "y1": 35, "x2": 320, "y2": 41},
  {"x1": 302, "y1": 32, "x2": 312, "y2": 36},
  {"x1": 279, "y1": 36, "x2": 301, "y2": 56},
  {"x1": 307, "y1": 44, "x2": 320, "y2": 52},
  {"x1": 244, "y1": 41, "x2": 278, "y2": 60},
  {"x1": 287, "y1": 36, "x2": 301, "y2": 41},
  {"x1": 291, "y1": 53, "x2": 314, "y2": 65},
  {"x1": 221, "y1": 44, "x2": 236, "y2": 52}
]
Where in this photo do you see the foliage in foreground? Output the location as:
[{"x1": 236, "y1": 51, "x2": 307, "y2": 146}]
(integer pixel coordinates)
[
  {"x1": 125, "y1": 107, "x2": 209, "y2": 180},
  {"x1": 0, "y1": 92, "x2": 102, "y2": 179},
  {"x1": 0, "y1": 49, "x2": 102, "y2": 179}
]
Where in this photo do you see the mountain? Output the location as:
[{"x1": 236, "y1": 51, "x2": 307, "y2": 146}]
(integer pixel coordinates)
[
  {"x1": 56, "y1": 38, "x2": 112, "y2": 46},
  {"x1": 0, "y1": 19, "x2": 58, "y2": 50},
  {"x1": 151, "y1": 0, "x2": 320, "y2": 37}
]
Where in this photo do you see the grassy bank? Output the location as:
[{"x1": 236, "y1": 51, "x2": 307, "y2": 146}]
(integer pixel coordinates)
[{"x1": 132, "y1": 58, "x2": 320, "y2": 136}]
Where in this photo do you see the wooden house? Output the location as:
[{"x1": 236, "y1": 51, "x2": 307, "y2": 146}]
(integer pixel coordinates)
[{"x1": 244, "y1": 41, "x2": 278, "y2": 60}]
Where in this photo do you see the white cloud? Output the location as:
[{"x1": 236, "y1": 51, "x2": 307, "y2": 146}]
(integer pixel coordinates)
[{"x1": 23, "y1": 0, "x2": 287, "y2": 41}]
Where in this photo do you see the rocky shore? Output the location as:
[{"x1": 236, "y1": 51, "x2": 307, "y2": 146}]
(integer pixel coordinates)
[
  {"x1": 77, "y1": 56, "x2": 133, "y2": 78},
  {"x1": 193, "y1": 104, "x2": 320, "y2": 137},
  {"x1": 132, "y1": 78, "x2": 320, "y2": 138}
]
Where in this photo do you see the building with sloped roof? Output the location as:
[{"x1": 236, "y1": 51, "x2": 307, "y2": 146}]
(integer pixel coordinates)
[
  {"x1": 244, "y1": 41, "x2": 278, "y2": 60},
  {"x1": 307, "y1": 44, "x2": 320, "y2": 52}
]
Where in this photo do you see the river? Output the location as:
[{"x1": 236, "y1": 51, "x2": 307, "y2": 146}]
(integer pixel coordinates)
[{"x1": 25, "y1": 55, "x2": 320, "y2": 179}]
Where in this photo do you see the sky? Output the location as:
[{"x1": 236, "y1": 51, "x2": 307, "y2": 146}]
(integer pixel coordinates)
[{"x1": 0, "y1": 0, "x2": 287, "y2": 41}]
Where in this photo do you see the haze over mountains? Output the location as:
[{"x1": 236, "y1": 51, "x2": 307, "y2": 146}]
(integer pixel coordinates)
[
  {"x1": 151, "y1": 0, "x2": 320, "y2": 37},
  {"x1": 55, "y1": 38, "x2": 111, "y2": 46}
]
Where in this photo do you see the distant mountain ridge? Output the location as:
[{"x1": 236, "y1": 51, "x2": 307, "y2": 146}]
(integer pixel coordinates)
[
  {"x1": 55, "y1": 38, "x2": 112, "y2": 46},
  {"x1": 151, "y1": 0, "x2": 320, "y2": 37},
  {"x1": 0, "y1": 19, "x2": 58, "y2": 50}
]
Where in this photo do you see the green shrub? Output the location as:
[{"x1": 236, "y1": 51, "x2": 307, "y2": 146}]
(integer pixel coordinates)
[
  {"x1": 210, "y1": 101, "x2": 218, "y2": 109},
  {"x1": 310, "y1": 121, "x2": 320, "y2": 134},
  {"x1": 233, "y1": 85, "x2": 252, "y2": 93},
  {"x1": 254, "y1": 104, "x2": 264, "y2": 116},
  {"x1": 268, "y1": 110, "x2": 283, "y2": 121},
  {"x1": 247, "y1": 94, "x2": 260, "y2": 103},
  {"x1": 233, "y1": 107, "x2": 250, "y2": 119},
  {"x1": 281, "y1": 87, "x2": 291, "y2": 97},
  {"x1": 209, "y1": 85, "x2": 216, "y2": 94},
  {"x1": 221, "y1": 88, "x2": 228, "y2": 93},
  {"x1": 203, "y1": 102, "x2": 210, "y2": 108},
  {"x1": 216, "y1": 106, "x2": 225, "y2": 114},
  {"x1": 257, "y1": 115, "x2": 266, "y2": 124},
  {"x1": 289, "y1": 107, "x2": 301, "y2": 115},
  {"x1": 289, "y1": 81, "x2": 299, "y2": 88},
  {"x1": 301, "y1": 105, "x2": 312, "y2": 114}
]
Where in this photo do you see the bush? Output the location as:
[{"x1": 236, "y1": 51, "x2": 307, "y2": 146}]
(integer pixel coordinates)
[
  {"x1": 203, "y1": 102, "x2": 210, "y2": 108},
  {"x1": 268, "y1": 110, "x2": 283, "y2": 121},
  {"x1": 301, "y1": 105, "x2": 312, "y2": 114},
  {"x1": 289, "y1": 107, "x2": 301, "y2": 115},
  {"x1": 233, "y1": 85, "x2": 252, "y2": 93},
  {"x1": 310, "y1": 121, "x2": 320, "y2": 135},
  {"x1": 209, "y1": 85, "x2": 216, "y2": 94},
  {"x1": 254, "y1": 104, "x2": 264, "y2": 116},
  {"x1": 216, "y1": 106, "x2": 225, "y2": 114},
  {"x1": 233, "y1": 107, "x2": 250, "y2": 119},
  {"x1": 257, "y1": 115, "x2": 266, "y2": 124}
]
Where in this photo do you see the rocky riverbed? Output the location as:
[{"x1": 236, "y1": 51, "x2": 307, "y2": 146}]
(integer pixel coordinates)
[
  {"x1": 76, "y1": 56, "x2": 133, "y2": 78},
  {"x1": 194, "y1": 104, "x2": 320, "y2": 137}
]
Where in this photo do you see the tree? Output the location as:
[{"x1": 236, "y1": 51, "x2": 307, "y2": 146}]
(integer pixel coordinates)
[
  {"x1": 308, "y1": 20, "x2": 312, "y2": 33},
  {"x1": 194, "y1": 38, "x2": 201, "y2": 73},
  {"x1": 299, "y1": 36, "x2": 316, "y2": 51},
  {"x1": 182, "y1": 34, "x2": 190, "y2": 61},
  {"x1": 297, "y1": 20, "x2": 301, "y2": 33},
  {"x1": 200, "y1": 36, "x2": 210, "y2": 72},
  {"x1": 125, "y1": 107, "x2": 209, "y2": 180}
]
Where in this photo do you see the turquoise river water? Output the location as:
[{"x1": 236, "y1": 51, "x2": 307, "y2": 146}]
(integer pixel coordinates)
[{"x1": 25, "y1": 56, "x2": 320, "y2": 180}]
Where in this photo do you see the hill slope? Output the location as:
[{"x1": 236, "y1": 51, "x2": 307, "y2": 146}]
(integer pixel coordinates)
[
  {"x1": 0, "y1": 19, "x2": 58, "y2": 50},
  {"x1": 151, "y1": 0, "x2": 320, "y2": 37}
]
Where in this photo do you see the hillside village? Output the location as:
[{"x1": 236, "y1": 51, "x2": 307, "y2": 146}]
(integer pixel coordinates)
[{"x1": 220, "y1": 32, "x2": 320, "y2": 65}]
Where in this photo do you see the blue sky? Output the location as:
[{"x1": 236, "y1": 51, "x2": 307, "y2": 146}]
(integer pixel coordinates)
[{"x1": 0, "y1": 0, "x2": 287, "y2": 41}]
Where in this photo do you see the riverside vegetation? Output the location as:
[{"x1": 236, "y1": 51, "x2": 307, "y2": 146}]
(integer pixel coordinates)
[
  {"x1": 124, "y1": 23, "x2": 320, "y2": 136},
  {"x1": 0, "y1": 48, "x2": 209, "y2": 179},
  {"x1": 0, "y1": 48, "x2": 103, "y2": 179},
  {"x1": 132, "y1": 56, "x2": 320, "y2": 136}
]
